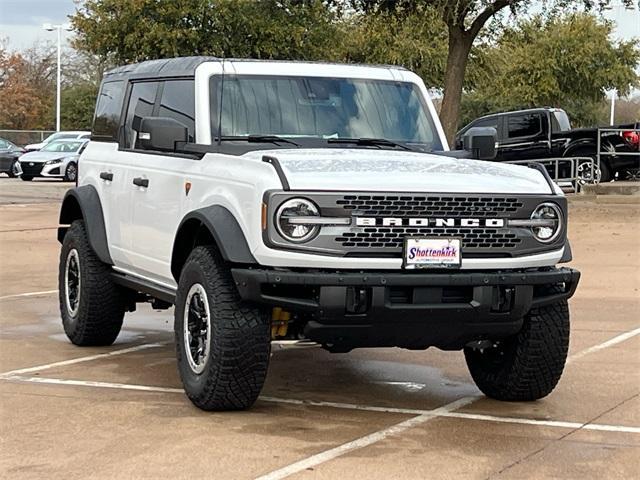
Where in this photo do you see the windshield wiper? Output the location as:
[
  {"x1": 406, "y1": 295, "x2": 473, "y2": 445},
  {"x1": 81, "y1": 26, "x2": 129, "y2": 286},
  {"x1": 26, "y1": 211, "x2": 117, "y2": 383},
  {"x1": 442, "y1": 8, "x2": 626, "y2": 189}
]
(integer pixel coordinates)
[
  {"x1": 327, "y1": 137, "x2": 414, "y2": 151},
  {"x1": 218, "y1": 135, "x2": 300, "y2": 147}
]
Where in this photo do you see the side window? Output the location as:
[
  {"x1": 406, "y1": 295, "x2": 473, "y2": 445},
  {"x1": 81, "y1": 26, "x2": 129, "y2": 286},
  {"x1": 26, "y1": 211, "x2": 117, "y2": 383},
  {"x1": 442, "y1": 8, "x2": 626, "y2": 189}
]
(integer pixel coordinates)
[
  {"x1": 159, "y1": 80, "x2": 195, "y2": 142},
  {"x1": 92, "y1": 81, "x2": 124, "y2": 141},
  {"x1": 507, "y1": 114, "x2": 542, "y2": 139},
  {"x1": 124, "y1": 81, "x2": 159, "y2": 149},
  {"x1": 473, "y1": 117, "x2": 501, "y2": 139}
]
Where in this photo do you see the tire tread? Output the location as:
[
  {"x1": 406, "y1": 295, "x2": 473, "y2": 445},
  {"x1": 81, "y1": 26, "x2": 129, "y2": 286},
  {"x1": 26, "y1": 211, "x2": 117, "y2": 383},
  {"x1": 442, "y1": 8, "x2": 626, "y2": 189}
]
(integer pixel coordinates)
[
  {"x1": 175, "y1": 246, "x2": 270, "y2": 411},
  {"x1": 465, "y1": 285, "x2": 570, "y2": 401},
  {"x1": 58, "y1": 220, "x2": 124, "y2": 346}
]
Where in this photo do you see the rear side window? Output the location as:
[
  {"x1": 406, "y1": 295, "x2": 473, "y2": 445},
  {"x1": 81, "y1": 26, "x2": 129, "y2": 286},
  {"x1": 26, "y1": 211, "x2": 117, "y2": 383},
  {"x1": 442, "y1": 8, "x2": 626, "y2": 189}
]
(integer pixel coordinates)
[
  {"x1": 92, "y1": 81, "x2": 124, "y2": 141},
  {"x1": 507, "y1": 114, "x2": 542, "y2": 138},
  {"x1": 552, "y1": 111, "x2": 571, "y2": 132},
  {"x1": 124, "y1": 81, "x2": 160, "y2": 149},
  {"x1": 159, "y1": 80, "x2": 195, "y2": 142}
]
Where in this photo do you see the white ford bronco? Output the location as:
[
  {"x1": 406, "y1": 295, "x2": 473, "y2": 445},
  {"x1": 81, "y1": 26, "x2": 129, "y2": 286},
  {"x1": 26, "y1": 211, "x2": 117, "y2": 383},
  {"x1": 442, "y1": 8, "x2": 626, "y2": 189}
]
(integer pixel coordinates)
[{"x1": 57, "y1": 57, "x2": 580, "y2": 411}]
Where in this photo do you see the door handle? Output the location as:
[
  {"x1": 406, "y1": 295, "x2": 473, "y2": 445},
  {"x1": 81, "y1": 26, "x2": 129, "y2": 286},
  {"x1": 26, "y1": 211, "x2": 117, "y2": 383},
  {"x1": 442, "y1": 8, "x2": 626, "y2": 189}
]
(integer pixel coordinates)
[
  {"x1": 132, "y1": 177, "x2": 149, "y2": 188},
  {"x1": 100, "y1": 171, "x2": 113, "y2": 181}
]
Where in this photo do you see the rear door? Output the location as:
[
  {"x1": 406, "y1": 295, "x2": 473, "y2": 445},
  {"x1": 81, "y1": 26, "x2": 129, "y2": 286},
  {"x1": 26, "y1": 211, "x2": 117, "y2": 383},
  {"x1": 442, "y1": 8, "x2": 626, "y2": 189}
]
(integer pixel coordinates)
[{"x1": 84, "y1": 80, "x2": 131, "y2": 267}]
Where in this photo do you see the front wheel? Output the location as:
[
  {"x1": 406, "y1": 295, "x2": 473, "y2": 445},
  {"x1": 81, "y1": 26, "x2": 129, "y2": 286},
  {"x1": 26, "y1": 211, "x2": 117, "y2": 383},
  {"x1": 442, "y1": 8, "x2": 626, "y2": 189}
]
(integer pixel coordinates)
[
  {"x1": 7, "y1": 161, "x2": 20, "y2": 178},
  {"x1": 21, "y1": 175, "x2": 33, "y2": 181},
  {"x1": 64, "y1": 162, "x2": 77, "y2": 182},
  {"x1": 464, "y1": 287, "x2": 570, "y2": 401},
  {"x1": 175, "y1": 246, "x2": 270, "y2": 411}
]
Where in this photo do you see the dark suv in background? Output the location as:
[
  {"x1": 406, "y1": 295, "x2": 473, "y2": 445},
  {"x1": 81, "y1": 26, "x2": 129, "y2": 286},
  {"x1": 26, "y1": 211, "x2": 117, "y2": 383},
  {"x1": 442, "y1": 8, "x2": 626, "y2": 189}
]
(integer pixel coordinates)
[{"x1": 456, "y1": 108, "x2": 640, "y2": 182}]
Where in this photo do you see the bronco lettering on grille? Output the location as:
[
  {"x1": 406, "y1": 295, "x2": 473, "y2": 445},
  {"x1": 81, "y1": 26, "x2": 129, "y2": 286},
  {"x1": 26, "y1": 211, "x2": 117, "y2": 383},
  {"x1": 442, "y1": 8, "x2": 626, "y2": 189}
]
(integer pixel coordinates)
[{"x1": 355, "y1": 218, "x2": 505, "y2": 228}]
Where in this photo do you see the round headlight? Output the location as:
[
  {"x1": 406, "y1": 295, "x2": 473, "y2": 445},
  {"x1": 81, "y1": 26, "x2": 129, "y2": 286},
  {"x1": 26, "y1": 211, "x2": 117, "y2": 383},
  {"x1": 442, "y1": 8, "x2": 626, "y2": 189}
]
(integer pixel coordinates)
[
  {"x1": 276, "y1": 198, "x2": 320, "y2": 243},
  {"x1": 530, "y1": 203, "x2": 562, "y2": 243}
]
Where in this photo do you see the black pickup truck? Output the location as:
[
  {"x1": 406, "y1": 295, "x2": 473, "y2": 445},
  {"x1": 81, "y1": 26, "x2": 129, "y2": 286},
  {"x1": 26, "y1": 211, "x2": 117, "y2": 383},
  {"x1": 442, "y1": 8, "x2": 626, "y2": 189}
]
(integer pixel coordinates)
[{"x1": 456, "y1": 108, "x2": 639, "y2": 182}]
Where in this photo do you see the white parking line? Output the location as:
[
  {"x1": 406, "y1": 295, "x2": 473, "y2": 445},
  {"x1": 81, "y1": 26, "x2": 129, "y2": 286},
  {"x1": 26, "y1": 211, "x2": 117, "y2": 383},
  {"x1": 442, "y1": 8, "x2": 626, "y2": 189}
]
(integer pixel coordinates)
[
  {"x1": 0, "y1": 289, "x2": 58, "y2": 301},
  {"x1": 255, "y1": 396, "x2": 478, "y2": 480},
  {"x1": 440, "y1": 411, "x2": 640, "y2": 434},
  {"x1": 0, "y1": 343, "x2": 166, "y2": 377},
  {"x1": 567, "y1": 326, "x2": 640, "y2": 363},
  {"x1": 3, "y1": 375, "x2": 184, "y2": 393},
  {"x1": 3, "y1": 375, "x2": 638, "y2": 436}
]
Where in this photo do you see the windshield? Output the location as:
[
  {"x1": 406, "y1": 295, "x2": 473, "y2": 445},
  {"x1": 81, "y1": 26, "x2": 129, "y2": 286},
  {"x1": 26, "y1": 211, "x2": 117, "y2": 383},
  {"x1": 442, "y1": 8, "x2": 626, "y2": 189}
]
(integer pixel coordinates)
[
  {"x1": 44, "y1": 133, "x2": 78, "y2": 143},
  {"x1": 41, "y1": 141, "x2": 84, "y2": 153},
  {"x1": 210, "y1": 76, "x2": 442, "y2": 151},
  {"x1": 0, "y1": 139, "x2": 14, "y2": 150}
]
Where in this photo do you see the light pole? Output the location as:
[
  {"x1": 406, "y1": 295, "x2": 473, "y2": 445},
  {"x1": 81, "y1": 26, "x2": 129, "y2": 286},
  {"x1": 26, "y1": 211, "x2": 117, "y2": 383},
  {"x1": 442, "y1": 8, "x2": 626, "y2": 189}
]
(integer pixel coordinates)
[
  {"x1": 609, "y1": 88, "x2": 617, "y2": 126},
  {"x1": 42, "y1": 23, "x2": 72, "y2": 132}
]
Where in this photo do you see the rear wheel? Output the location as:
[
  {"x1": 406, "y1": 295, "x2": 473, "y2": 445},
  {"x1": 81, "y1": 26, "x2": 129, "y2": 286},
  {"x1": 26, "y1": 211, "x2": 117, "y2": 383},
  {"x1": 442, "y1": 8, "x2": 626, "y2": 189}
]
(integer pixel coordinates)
[
  {"x1": 58, "y1": 220, "x2": 125, "y2": 346},
  {"x1": 464, "y1": 287, "x2": 570, "y2": 401},
  {"x1": 21, "y1": 175, "x2": 33, "y2": 181},
  {"x1": 571, "y1": 149, "x2": 611, "y2": 183},
  {"x1": 174, "y1": 246, "x2": 270, "y2": 411}
]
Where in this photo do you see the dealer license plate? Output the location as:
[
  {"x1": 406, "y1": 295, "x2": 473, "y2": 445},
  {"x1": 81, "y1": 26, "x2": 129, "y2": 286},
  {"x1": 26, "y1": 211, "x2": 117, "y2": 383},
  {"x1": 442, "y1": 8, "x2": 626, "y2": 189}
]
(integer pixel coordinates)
[{"x1": 403, "y1": 238, "x2": 461, "y2": 269}]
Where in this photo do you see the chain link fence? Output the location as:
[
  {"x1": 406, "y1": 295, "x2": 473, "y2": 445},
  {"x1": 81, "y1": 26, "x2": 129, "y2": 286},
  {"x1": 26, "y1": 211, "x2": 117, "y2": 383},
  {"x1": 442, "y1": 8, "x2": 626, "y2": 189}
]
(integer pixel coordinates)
[{"x1": 0, "y1": 130, "x2": 56, "y2": 147}]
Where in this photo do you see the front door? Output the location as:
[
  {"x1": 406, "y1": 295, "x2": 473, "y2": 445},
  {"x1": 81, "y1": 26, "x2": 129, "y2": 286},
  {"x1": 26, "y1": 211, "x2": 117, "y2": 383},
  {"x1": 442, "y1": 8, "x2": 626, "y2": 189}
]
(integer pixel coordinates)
[
  {"x1": 123, "y1": 79, "x2": 197, "y2": 286},
  {"x1": 496, "y1": 112, "x2": 550, "y2": 161}
]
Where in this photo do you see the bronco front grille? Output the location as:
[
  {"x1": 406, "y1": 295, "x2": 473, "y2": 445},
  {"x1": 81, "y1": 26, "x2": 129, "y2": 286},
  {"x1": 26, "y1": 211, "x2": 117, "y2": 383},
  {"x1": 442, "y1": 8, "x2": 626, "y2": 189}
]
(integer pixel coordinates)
[
  {"x1": 336, "y1": 195, "x2": 523, "y2": 217},
  {"x1": 266, "y1": 191, "x2": 567, "y2": 259},
  {"x1": 336, "y1": 227, "x2": 521, "y2": 250}
]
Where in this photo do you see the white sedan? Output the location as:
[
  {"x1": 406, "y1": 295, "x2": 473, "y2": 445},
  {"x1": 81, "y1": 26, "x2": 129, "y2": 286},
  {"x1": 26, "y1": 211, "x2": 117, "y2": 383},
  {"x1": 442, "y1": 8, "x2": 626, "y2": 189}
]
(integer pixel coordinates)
[
  {"x1": 24, "y1": 131, "x2": 90, "y2": 152},
  {"x1": 19, "y1": 139, "x2": 88, "y2": 182}
]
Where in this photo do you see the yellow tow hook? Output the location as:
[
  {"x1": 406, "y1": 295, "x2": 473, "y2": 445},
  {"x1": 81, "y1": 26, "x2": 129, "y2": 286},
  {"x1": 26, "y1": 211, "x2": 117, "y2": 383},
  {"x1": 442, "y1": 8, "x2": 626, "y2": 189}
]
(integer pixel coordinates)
[{"x1": 271, "y1": 307, "x2": 291, "y2": 339}]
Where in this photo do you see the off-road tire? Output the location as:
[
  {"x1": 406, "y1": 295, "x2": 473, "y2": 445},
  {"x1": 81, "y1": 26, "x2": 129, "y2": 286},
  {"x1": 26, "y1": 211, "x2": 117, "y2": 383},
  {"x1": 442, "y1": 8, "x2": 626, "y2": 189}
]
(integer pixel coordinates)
[
  {"x1": 464, "y1": 286, "x2": 570, "y2": 401},
  {"x1": 58, "y1": 220, "x2": 125, "y2": 346},
  {"x1": 21, "y1": 175, "x2": 33, "y2": 181},
  {"x1": 175, "y1": 246, "x2": 270, "y2": 411}
]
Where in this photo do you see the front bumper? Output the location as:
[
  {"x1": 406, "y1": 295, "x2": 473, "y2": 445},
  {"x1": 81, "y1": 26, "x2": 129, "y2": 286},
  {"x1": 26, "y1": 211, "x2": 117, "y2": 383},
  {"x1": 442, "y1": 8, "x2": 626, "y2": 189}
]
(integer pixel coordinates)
[
  {"x1": 18, "y1": 162, "x2": 64, "y2": 177},
  {"x1": 41, "y1": 162, "x2": 64, "y2": 177},
  {"x1": 232, "y1": 267, "x2": 580, "y2": 350}
]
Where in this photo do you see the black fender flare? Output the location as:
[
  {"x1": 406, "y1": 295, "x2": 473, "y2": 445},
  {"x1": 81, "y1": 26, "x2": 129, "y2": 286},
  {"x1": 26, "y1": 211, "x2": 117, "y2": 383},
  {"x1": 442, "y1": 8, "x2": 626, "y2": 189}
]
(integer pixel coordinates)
[
  {"x1": 58, "y1": 185, "x2": 113, "y2": 264},
  {"x1": 559, "y1": 240, "x2": 572, "y2": 264},
  {"x1": 171, "y1": 205, "x2": 256, "y2": 280}
]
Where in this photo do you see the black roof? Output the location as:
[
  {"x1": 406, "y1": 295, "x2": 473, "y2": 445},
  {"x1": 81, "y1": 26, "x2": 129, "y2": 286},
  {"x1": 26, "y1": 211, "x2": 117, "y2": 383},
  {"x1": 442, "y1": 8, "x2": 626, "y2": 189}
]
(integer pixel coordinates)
[
  {"x1": 103, "y1": 56, "x2": 409, "y2": 80},
  {"x1": 104, "y1": 56, "x2": 220, "y2": 80}
]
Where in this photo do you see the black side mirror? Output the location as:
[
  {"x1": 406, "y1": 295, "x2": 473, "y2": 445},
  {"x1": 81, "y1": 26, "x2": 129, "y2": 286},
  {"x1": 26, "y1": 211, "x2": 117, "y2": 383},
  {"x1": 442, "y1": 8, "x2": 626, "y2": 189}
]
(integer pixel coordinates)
[
  {"x1": 137, "y1": 117, "x2": 188, "y2": 152},
  {"x1": 463, "y1": 126, "x2": 497, "y2": 160}
]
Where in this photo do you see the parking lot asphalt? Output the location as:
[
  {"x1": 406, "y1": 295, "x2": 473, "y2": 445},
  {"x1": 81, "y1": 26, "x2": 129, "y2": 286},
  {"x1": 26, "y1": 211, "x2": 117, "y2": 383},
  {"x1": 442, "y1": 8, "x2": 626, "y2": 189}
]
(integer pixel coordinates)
[{"x1": 0, "y1": 178, "x2": 639, "y2": 479}]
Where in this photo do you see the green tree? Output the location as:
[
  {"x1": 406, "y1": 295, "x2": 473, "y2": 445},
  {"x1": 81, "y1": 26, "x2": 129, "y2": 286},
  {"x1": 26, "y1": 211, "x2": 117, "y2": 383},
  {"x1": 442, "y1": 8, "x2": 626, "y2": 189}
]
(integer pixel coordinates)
[
  {"x1": 343, "y1": 6, "x2": 449, "y2": 88},
  {"x1": 71, "y1": 0, "x2": 342, "y2": 64},
  {"x1": 61, "y1": 82, "x2": 99, "y2": 130},
  {"x1": 344, "y1": 1, "x2": 639, "y2": 142},
  {"x1": 461, "y1": 13, "x2": 640, "y2": 127}
]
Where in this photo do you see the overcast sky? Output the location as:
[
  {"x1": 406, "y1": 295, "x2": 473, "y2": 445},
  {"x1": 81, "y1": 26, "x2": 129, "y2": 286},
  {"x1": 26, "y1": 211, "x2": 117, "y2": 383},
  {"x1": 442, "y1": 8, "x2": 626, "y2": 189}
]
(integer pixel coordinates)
[{"x1": 1, "y1": 0, "x2": 639, "y2": 51}]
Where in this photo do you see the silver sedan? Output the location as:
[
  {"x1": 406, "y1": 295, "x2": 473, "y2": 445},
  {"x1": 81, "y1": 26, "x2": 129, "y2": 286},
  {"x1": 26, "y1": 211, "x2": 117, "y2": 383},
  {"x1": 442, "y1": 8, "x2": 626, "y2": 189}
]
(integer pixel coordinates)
[{"x1": 19, "y1": 139, "x2": 88, "y2": 182}]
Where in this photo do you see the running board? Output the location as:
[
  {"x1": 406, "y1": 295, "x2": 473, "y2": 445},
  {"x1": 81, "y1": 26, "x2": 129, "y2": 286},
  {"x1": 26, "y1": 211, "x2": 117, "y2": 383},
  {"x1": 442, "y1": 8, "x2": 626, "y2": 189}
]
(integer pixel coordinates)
[{"x1": 110, "y1": 272, "x2": 176, "y2": 304}]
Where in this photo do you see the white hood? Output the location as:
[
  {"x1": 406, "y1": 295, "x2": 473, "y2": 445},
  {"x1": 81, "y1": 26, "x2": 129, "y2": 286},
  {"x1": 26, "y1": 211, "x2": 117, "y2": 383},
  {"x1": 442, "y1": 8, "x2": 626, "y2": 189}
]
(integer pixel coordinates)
[{"x1": 244, "y1": 148, "x2": 554, "y2": 194}]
